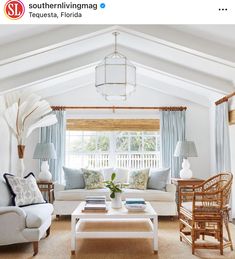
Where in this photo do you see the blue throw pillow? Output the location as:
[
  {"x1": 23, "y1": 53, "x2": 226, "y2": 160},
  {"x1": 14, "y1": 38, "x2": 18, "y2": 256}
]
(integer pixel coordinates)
[
  {"x1": 147, "y1": 168, "x2": 170, "y2": 190},
  {"x1": 63, "y1": 167, "x2": 85, "y2": 190}
]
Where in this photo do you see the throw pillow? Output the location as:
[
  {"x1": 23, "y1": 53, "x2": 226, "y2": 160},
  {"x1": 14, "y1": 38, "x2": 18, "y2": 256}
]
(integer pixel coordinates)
[
  {"x1": 102, "y1": 168, "x2": 129, "y2": 183},
  {"x1": 102, "y1": 168, "x2": 114, "y2": 182},
  {"x1": 82, "y1": 168, "x2": 104, "y2": 189},
  {"x1": 128, "y1": 168, "x2": 150, "y2": 190},
  {"x1": 63, "y1": 167, "x2": 85, "y2": 189},
  {"x1": 147, "y1": 168, "x2": 170, "y2": 190},
  {"x1": 114, "y1": 168, "x2": 129, "y2": 183},
  {"x1": 0, "y1": 178, "x2": 12, "y2": 206},
  {"x1": 3, "y1": 173, "x2": 45, "y2": 207}
]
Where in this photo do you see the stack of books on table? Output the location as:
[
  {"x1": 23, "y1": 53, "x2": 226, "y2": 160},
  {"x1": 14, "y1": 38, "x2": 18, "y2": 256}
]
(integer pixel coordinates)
[
  {"x1": 125, "y1": 198, "x2": 146, "y2": 211},
  {"x1": 82, "y1": 196, "x2": 107, "y2": 213}
]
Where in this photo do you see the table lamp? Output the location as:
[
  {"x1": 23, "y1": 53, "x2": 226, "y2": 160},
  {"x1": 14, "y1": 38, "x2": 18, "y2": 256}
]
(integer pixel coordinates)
[
  {"x1": 174, "y1": 140, "x2": 198, "y2": 179},
  {"x1": 33, "y1": 143, "x2": 57, "y2": 181}
]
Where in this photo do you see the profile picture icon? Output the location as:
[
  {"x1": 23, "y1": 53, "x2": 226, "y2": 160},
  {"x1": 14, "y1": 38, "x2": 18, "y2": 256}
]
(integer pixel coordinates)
[{"x1": 4, "y1": 0, "x2": 25, "y2": 20}]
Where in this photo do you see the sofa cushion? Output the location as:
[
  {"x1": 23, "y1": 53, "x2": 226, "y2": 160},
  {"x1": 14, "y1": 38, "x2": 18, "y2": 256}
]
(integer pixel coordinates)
[
  {"x1": 103, "y1": 168, "x2": 128, "y2": 183},
  {"x1": 63, "y1": 167, "x2": 85, "y2": 190},
  {"x1": 147, "y1": 168, "x2": 170, "y2": 190},
  {"x1": 128, "y1": 168, "x2": 150, "y2": 190},
  {"x1": 55, "y1": 188, "x2": 175, "y2": 202},
  {"x1": 3, "y1": 173, "x2": 45, "y2": 207},
  {"x1": 56, "y1": 188, "x2": 110, "y2": 201},
  {"x1": 82, "y1": 169, "x2": 104, "y2": 189},
  {"x1": 0, "y1": 178, "x2": 12, "y2": 206},
  {"x1": 21, "y1": 203, "x2": 53, "y2": 228},
  {"x1": 122, "y1": 188, "x2": 175, "y2": 202}
]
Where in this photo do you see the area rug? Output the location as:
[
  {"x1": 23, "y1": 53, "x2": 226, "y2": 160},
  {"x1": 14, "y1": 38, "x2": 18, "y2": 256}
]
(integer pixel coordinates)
[{"x1": 0, "y1": 217, "x2": 234, "y2": 259}]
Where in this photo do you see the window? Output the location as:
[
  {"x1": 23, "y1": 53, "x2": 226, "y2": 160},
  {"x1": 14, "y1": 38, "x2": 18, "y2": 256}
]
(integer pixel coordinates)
[{"x1": 66, "y1": 131, "x2": 160, "y2": 169}]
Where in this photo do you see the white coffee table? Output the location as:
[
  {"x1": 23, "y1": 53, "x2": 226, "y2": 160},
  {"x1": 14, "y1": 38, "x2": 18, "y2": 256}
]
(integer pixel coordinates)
[{"x1": 71, "y1": 201, "x2": 158, "y2": 255}]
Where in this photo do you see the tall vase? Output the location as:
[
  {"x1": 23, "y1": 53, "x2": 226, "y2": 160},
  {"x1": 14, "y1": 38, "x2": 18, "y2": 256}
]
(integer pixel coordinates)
[
  {"x1": 17, "y1": 145, "x2": 25, "y2": 177},
  {"x1": 111, "y1": 192, "x2": 122, "y2": 209}
]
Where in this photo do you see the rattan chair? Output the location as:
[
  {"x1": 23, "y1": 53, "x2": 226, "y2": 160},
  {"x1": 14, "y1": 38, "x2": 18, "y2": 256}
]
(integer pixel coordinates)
[{"x1": 179, "y1": 172, "x2": 233, "y2": 255}]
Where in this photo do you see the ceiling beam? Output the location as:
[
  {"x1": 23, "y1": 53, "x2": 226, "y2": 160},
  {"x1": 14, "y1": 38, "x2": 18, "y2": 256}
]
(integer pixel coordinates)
[
  {"x1": 137, "y1": 74, "x2": 210, "y2": 107},
  {"x1": 120, "y1": 25, "x2": 235, "y2": 66},
  {"x1": 1, "y1": 44, "x2": 232, "y2": 100},
  {"x1": 0, "y1": 25, "x2": 234, "y2": 102},
  {"x1": 0, "y1": 46, "x2": 111, "y2": 94},
  {"x1": 121, "y1": 46, "x2": 234, "y2": 95},
  {"x1": 0, "y1": 25, "x2": 113, "y2": 62}
]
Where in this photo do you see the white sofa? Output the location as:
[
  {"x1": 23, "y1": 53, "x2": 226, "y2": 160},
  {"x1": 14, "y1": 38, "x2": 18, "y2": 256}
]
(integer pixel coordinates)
[
  {"x1": 54, "y1": 168, "x2": 177, "y2": 216},
  {"x1": 0, "y1": 178, "x2": 53, "y2": 256}
]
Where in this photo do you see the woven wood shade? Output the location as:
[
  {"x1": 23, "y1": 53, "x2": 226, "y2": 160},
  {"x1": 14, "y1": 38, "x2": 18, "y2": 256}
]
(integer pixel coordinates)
[
  {"x1": 67, "y1": 119, "x2": 160, "y2": 131},
  {"x1": 229, "y1": 110, "x2": 235, "y2": 125}
]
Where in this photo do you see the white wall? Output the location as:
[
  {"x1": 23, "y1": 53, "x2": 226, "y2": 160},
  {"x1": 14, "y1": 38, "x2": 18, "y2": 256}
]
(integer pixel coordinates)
[
  {"x1": 0, "y1": 85, "x2": 211, "y2": 180},
  {"x1": 24, "y1": 130, "x2": 40, "y2": 177},
  {"x1": 0, "y1": 114, "x2": 40, "y2": 177},
  {"x1": 185, "y1": 104, "x2": 210, "y2": 179},
  {"x1": 0, "y1": 116, "x2": 10, "y2": 176},
  {"x1": 209, "y1": 105, "x2": 216, "y2": 174},
  {"x1": 229, "y1": 97, "x2": 235, "y2": 218},
  {"x1": 229, "y1": 125, "x2": 235, "y2": 218}
]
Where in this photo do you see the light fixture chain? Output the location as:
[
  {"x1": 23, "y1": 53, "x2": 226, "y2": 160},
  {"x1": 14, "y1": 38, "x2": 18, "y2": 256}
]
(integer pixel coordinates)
[{"x1": 113, "y1": 32, "x2": 119, "y2": 54}]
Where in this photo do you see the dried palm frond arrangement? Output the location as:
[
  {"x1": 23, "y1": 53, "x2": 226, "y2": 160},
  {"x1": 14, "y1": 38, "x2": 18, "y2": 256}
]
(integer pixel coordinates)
[{"x1": 3, "y1": 92, "x2": 57, "y2": 176}]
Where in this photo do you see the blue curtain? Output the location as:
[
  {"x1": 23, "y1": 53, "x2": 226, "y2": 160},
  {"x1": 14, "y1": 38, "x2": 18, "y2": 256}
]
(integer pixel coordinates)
[
  {"x1": 40, "y1": 110, "x2": 66, "y2": 183},
  {"x1": 215, "y1": 102, "x2": 231, "y2": 172},
  {"x1": 160, "y1": 110, "x2": 186, "y2": 178}
]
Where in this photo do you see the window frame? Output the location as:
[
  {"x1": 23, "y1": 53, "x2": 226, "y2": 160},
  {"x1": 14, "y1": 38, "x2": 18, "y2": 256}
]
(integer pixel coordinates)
[{"x1": 65, "y1": 130, "x2": 161, "y2": 169}]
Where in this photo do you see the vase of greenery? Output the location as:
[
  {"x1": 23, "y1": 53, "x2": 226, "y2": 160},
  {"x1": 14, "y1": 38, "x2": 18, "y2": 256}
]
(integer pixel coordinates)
[{"x1": 104, "y1": 173, "x2": 123, "y2": 209}]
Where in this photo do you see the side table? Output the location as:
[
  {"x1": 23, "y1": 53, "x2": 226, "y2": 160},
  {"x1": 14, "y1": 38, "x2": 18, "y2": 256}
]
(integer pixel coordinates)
[
  {"x1": 37, "y1": 181, "x2": 55, "y2": 203},
  {"x1": 171, "y1": 178, "x2": 204, "y2": 214}
]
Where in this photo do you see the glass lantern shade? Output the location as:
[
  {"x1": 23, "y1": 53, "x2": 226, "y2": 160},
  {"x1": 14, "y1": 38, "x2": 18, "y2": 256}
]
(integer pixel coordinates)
[{"x1": 95, "y1": 53, "x2": 136, "y2": 100}]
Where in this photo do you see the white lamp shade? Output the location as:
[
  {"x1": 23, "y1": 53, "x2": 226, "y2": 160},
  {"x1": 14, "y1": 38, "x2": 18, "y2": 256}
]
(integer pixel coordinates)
[
  {"x1": 174, "y1": 141, "x2": 198, "y2": 158},
  {"x1": 33, "y1": 143, "x2": 57, "y2": 160}
]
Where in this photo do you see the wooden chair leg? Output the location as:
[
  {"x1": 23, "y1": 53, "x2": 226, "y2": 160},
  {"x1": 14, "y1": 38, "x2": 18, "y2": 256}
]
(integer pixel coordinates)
[
  {"x1": 192, "y1": 222, "x2": 195, "y2": 255},
  {"x1": 33, "y1": 241, "x2": 38, "y2": 256},
  {"x1": 219, "y1": 222, "x2": 223, "y2": 255},
  {"x1": 179, "y1": 217, "x2": 183, "y2": 241},
  {"x1": 46, "y1": 227, "x2": 51, "y2": 237},
  {"x1": 224, "y1": 211, "x2": 233, "y2": 251}
]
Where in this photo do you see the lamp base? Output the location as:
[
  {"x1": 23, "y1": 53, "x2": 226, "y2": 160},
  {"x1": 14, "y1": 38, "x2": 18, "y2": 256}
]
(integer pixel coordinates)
[
  {"x1": 38, "y1": 171, "x2": 52, "y2": 182},
  {"x1": 38, "y1": 161, "x2": 52, "y2": 182},
  {"x1": 180, "y1": 158, "x2": 193, "y2": 179}
]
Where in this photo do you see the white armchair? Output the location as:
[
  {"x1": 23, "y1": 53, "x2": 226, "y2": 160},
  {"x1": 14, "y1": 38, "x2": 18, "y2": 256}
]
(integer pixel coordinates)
[{"x1": 0, "y1": 178, "x2": 53, "y2": 256}]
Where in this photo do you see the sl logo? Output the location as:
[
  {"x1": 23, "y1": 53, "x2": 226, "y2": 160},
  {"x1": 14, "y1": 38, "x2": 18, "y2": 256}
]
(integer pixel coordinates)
[{"x1": 4, "y1": 0, "x2": 25, "y2": 20}]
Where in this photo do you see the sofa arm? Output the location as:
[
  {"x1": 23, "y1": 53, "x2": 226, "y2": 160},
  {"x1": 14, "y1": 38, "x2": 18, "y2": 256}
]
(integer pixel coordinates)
[
  {"x1": 166, "y1": 184, "x2": 176, "y2": 193},
  {"x1": 0, "y1": 206, "x2": 26, "y2": 218},
  {"x1": 54, "y1": 183, "x2": 65, "y2": 200},
  {"x1": 0, "y1": 206, "x2": 26, "y2": 231}
]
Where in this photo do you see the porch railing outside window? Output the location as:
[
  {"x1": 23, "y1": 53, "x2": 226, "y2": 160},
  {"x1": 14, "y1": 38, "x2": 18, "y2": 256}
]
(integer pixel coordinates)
[
  {"x1": 66, "y1": 131, "x2": 160, "y2": 169},
  {"x1": 116, "y1": 153, "x2": 160, "y2": 169}
]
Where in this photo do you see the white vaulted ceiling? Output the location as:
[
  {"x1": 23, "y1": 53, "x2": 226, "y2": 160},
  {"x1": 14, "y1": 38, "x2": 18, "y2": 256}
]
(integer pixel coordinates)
[{"x1": 0, "y1": 24, "x2": 235, "y2": 107}]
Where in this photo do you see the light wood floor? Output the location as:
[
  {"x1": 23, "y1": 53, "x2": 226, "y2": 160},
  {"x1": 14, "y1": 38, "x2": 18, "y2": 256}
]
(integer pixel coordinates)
[{"x1": 0, "y1": 217, "x2": 234, "y2": 259}]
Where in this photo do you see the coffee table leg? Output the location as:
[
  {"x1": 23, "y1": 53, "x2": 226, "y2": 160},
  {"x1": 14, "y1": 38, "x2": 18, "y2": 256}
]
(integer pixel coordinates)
[
  {"x1": 153, "y1": 216, "x2": 158, "y2": 253},
  {"x1": 71, "y1": 215, "x2": 76, "y2": 255}
]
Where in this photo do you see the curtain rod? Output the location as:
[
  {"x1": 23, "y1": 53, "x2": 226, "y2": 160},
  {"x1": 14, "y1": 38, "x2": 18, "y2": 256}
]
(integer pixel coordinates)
[
  {"x1": 51, "y1": 106, "x2": 187, "y2": 111},
  {"x1": 215, "y1": 92, "x2": 235, "y2": 105}
]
